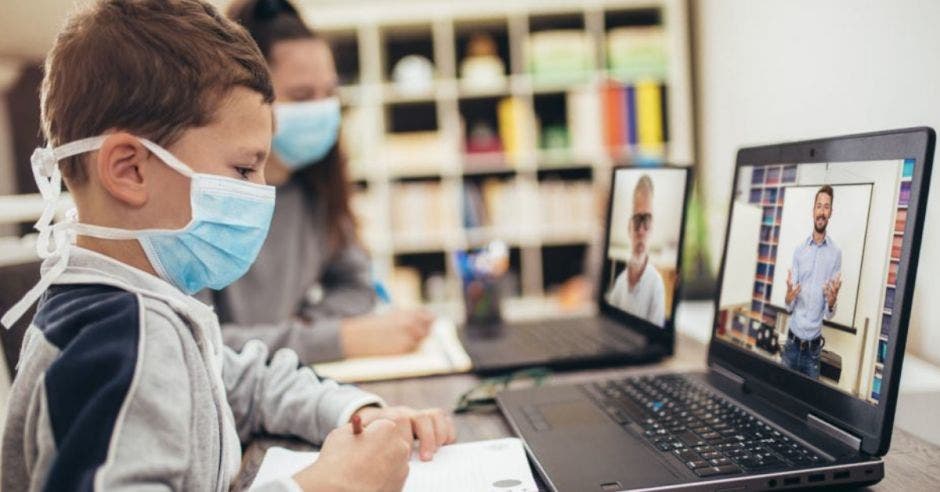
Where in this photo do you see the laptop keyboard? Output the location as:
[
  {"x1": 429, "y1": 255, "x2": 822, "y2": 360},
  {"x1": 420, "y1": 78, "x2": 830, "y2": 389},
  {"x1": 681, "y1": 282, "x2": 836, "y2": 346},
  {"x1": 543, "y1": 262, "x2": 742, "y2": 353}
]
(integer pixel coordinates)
[
  {"x1": 584, "y1": 374, "x2": 824, "y2": 478},
  {"x1": 512, "y1": 322, "x2": 640, "y2": 358}
]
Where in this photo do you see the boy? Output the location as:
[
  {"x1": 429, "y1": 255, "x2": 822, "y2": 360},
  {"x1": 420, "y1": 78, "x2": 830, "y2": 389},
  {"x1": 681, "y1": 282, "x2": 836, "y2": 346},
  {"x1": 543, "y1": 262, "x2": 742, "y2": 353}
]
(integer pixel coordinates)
[{"x1": 1, "y1": 1, "x2": 454, "y2": 490}]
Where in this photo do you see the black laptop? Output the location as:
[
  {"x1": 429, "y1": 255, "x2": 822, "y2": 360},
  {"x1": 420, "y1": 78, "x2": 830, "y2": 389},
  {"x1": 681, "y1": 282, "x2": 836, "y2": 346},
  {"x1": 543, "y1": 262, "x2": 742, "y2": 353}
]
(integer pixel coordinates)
[
  {"x1": 460, "y1": 166, "x2": 692, "y2": 374},
  {"x1": 497, "y1": 127, "x2": 935, "y2": 491}
]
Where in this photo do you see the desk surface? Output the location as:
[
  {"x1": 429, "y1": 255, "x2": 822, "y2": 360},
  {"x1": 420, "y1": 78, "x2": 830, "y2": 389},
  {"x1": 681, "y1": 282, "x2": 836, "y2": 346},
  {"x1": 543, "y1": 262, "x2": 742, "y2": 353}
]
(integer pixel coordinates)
[{"x1": 235, "y1": 334, "x2": 940, "y2": 491}]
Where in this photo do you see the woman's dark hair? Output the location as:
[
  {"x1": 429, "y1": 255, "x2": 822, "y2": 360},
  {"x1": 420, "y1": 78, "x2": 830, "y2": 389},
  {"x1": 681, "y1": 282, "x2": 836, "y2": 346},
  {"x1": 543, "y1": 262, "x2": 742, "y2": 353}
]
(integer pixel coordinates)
[{"x1": 228, "y1": 0, "x2": 359, "y2": 255}]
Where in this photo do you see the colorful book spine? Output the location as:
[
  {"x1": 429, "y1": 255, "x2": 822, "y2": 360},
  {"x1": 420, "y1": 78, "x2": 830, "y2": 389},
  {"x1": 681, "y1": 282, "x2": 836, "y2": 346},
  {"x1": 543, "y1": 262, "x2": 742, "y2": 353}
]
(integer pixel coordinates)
[
  {"x1": 566, "y1": 87, "x2": 602, "y2": 156},
  {"x1": 660, "y1": 82, "x2": 669, "y2": 143},
  {"x1": 498, "y1": 97, "x2": 521, "y2": 162},
  {"x1": 635, "y1": 80, "x2": 662, "y2": 152},
  {"x1": 894, "y1": 209, "x2": 907, "y2": 233},
  {"x1": 601, "y1": 82, "x2": 626, "y2": 150},
  {"x1": 625, "y1": 85, "x2": 637, "y2": 145}
]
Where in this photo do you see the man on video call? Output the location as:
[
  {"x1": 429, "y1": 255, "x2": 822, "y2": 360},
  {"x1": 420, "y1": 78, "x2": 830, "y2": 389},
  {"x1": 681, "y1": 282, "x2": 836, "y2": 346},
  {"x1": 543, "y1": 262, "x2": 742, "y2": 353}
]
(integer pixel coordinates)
[
  {"x1": 607, "y1": 175, "x2": 666, "y2": 326},
  {"x1": 783, "y1": 185, "x2": 843, "y2": 379}
]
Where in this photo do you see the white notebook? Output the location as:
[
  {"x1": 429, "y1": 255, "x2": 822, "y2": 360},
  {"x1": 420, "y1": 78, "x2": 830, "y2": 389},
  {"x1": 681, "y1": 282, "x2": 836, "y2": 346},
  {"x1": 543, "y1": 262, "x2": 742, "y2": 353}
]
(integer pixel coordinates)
[
  {"x1": 312, "y1": 318, "x2": 472, "y2": 383},
  {"x1": 250, "y1": 438, "x2": 537, "y2": 492}
]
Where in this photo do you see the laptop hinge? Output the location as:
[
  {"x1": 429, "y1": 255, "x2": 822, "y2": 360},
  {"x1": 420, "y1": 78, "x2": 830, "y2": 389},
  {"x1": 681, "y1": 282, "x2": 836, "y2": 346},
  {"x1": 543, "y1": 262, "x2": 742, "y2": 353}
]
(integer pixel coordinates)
[
  {"x1": 807, "y1": 414, "x2": 862, "y2": 451},
  {"x1": 710, "y1": 363, "x2": 746, "y2": 390}
]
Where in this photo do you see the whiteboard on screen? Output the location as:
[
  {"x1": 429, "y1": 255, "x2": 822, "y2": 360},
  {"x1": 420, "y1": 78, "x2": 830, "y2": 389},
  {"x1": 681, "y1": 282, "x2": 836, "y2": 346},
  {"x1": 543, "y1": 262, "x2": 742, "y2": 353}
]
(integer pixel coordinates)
[
  {"x1": 720, "y1": 201, "x2": 762, "y2": 307},
  {"x1": 769, "y1": 184, "x2": 872, "y2": 330}
]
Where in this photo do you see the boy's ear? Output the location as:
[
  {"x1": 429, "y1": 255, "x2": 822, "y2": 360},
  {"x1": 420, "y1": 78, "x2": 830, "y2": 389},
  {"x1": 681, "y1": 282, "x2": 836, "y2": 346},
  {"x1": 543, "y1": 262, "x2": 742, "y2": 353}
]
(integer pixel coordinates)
[{"x1": 95, "y1": 132, "x2": 150, "y2": 207}]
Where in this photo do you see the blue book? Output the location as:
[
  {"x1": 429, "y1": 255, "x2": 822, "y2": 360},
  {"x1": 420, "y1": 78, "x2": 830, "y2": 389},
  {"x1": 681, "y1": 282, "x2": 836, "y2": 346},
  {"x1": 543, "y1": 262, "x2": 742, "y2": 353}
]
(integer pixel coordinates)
[{"x1": 625, "y1": 85, "x2": 638, "y2": 145}]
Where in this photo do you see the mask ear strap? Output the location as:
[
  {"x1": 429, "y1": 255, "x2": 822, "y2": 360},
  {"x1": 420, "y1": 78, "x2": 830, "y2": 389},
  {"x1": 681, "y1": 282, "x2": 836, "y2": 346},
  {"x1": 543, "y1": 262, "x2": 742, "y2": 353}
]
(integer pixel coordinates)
[
  {"x1": 138, "y1": 138, "x2": 195, "y2": 177},
  {"x1": 67, "y1": 138, "x2": 205, "y2": 241},
  {"x1": 70, "y1": 221, "x2": 148, "y2": 240}
]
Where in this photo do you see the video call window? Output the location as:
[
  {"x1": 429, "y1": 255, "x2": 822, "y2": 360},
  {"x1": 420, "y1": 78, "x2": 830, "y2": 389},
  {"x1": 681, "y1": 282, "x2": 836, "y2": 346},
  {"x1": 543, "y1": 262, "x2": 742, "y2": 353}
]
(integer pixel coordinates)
[
  {"x1": 604, "y1": 168, "x2": 687, "y2": 328},
  {"x1": 715, "y1": 159, "x2": 915, "y2": 405}
]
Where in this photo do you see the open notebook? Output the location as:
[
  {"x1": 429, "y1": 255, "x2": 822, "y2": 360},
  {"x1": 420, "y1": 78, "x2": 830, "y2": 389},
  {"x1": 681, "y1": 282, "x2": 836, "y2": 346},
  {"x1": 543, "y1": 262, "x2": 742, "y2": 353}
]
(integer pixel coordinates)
[
  {"x1": 312, "y1": 318, "x2": 472, "y2": 383},
  {"x1": 250, "y1": 438, "x2": 538, "y2": 492}
]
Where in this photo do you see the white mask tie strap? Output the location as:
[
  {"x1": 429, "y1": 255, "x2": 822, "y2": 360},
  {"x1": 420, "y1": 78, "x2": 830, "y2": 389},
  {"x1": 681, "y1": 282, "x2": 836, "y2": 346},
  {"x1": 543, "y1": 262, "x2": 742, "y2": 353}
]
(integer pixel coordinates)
[
  {"x1": 32, "y1": 136, "x2": 106, "y2": 259},
  {"x1": 4, "y1": 135, "x2": 197, "y2": 328},
  {"x1": 1, "y1": 232, "x2": 73, "y2": 329}
]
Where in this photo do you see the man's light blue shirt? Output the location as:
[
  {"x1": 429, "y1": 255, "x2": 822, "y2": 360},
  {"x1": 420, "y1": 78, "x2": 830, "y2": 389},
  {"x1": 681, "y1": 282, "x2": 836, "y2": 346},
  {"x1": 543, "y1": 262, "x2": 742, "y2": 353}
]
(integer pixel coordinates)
[{"x1": 785, "y1": 234, "x2": 842, "y2": 341}]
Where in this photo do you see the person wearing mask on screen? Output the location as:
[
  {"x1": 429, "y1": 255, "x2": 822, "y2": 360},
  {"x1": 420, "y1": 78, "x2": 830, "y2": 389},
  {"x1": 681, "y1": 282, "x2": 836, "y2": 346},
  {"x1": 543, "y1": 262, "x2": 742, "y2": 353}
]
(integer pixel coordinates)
[
  {"x1": 200, "y1": 0, "x2": 433, "y2": 364},
  {"x1": 782, "y1": 185, "x2": 843, "y2": 379},
  {"x1": 606, "y1": 175, "x2": 666, "y2": 326}
]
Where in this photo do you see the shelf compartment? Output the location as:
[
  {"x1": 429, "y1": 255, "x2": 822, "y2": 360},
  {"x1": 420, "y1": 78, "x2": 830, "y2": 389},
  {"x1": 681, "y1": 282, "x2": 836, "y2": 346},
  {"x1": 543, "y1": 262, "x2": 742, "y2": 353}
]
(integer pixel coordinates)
[{"x1": 455, "y1": 17, "x2": 511, "y2": 93}]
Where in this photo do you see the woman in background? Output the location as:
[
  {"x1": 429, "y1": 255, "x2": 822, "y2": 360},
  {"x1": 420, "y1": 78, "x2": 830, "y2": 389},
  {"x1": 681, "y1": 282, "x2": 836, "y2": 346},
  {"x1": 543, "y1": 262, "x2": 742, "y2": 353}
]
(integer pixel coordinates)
[{"x1": 204, "y1": 0, "x2": 432, "y2": 363}]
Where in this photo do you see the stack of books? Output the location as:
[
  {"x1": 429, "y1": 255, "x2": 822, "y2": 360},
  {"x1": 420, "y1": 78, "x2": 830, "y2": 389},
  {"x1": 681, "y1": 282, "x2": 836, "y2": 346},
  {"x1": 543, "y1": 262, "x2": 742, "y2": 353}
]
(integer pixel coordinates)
[
  {"x1": 390, "y1": 182, "x2": 458, "y2": 244},
  {"x1": 601, "y1": 80, "x2": 668, "y2": 156},
  {"x1": 462, "y1": 179, "x2": 522, "y2": 231},
  {"x1": 537, "y1": 179, "x2": 596, "y2": 235},
  {"x1": 606, "y1": 26, "x2": 668, "y2": 81},
  {"x1": 527, "y1": 30, "x2": 594, "y2": 84}
]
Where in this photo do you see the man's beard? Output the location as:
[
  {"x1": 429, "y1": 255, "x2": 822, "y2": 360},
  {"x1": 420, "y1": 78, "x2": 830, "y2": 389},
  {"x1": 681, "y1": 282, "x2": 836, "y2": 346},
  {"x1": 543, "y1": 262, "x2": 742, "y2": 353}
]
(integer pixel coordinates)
[{"x1": 815, "y1": 216, "x2": 828, "y2": 233}]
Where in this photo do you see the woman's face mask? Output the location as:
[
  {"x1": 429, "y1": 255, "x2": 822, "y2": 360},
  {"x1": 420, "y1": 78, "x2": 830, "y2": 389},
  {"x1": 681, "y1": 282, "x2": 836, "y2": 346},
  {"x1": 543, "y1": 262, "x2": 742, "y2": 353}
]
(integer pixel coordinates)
[{"x1": 272, "y1": 96, "x2": 342, "y2": 170}]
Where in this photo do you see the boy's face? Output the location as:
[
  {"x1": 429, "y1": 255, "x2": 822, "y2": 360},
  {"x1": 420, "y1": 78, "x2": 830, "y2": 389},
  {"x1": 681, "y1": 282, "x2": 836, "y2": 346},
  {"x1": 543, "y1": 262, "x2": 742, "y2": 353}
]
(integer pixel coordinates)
[{"x1": 143, "y1": 87, "x2": 273, "y2": 229}]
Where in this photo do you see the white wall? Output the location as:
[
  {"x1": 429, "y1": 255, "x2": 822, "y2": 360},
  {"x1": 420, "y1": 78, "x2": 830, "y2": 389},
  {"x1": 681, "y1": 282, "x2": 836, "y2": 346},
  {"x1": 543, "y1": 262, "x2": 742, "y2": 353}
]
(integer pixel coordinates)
[{"x1": 696, "y1": 0, "x2": 940, "y2": 365}]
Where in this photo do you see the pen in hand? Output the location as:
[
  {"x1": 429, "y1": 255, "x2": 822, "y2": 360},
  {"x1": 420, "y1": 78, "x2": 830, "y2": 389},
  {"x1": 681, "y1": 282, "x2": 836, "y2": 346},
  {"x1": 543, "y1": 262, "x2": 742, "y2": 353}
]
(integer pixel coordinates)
[{"x1": 351, "y1": 414, "x2": 363, "y2": 435}]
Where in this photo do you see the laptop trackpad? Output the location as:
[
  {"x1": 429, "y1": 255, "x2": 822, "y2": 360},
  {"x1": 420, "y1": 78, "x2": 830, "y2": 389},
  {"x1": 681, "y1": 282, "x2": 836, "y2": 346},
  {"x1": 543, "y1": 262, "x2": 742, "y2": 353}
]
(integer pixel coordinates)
[
  {"x1": 538, "y1": 401, "x2": 609, "y2": 427},
  {"x1": 529, "y1": 399, "x2": 683, "y2": 488}
]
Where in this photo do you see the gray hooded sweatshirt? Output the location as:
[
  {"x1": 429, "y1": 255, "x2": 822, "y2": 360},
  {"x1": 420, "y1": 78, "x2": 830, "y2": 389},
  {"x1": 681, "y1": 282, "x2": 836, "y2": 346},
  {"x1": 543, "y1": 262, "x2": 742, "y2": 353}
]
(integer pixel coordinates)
[{"x1": 2, "y1": 246, "x2": 383, "y2": 491}]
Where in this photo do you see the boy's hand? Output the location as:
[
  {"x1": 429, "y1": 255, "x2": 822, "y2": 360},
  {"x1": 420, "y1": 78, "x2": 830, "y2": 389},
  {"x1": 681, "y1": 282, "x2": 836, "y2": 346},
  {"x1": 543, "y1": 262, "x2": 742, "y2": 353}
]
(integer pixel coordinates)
[
  {"x1": 340, "y1": 310, "x2": 435, "y2": 357},
  {"x1": 354, "y1": 406, "x2": 457, "y2": 461},
  {"x1": 292, "y1": 418, "x2": 410, "y2": 492}
]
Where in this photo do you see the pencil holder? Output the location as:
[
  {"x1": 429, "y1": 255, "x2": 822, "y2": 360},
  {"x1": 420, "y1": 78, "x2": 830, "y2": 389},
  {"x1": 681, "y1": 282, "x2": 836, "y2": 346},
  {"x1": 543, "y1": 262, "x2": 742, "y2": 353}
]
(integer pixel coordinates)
[{"x1": 463, "y1": 275, "x2": 503, "y2": 327}]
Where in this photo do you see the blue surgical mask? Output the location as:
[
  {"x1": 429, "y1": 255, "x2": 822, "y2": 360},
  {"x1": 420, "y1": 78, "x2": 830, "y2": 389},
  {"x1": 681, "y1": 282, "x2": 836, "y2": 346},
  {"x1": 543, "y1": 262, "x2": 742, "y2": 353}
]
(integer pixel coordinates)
[
  {"x1": 2, "y1": 134, "x2": 275, "y2": 328},
  {"x1": 273, "y1": 97, "x2": 342, "y2": 170}
]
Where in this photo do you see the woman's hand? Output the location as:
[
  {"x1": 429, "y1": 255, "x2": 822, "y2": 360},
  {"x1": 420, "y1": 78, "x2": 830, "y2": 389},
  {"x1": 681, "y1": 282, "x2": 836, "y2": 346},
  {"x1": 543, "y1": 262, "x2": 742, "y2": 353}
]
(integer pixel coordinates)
[{"x1": 340, "y1": 309, "x2": 434, "y2": 357}]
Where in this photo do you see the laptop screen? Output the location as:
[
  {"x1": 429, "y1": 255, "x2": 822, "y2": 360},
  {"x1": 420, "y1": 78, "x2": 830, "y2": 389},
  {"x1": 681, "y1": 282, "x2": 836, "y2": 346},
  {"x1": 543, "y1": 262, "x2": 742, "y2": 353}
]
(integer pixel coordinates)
[
  {"x1": 714, "y1": 158, "x2": 916, "y2": 405},
  {"x1": 602, "y1": 168, "x2": 688, "y2": 329}
]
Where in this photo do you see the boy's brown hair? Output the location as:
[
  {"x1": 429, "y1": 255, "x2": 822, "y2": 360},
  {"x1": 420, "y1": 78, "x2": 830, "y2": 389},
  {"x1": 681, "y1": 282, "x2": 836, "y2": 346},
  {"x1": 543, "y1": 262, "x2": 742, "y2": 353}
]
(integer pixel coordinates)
[{"x1": 41, "y1": 0, "x2": 275, "y2": 184}]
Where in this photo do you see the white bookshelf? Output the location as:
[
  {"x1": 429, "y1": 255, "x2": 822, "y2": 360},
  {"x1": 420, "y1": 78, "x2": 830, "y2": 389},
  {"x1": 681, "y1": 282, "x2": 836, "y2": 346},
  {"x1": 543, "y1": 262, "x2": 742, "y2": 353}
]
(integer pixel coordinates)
[
  {"x1": 0, "y1": 0, "x2": 696, "y2": 321},
  {"x1": 306, "y1": 0, "x2": 696, "y2": 320}
]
